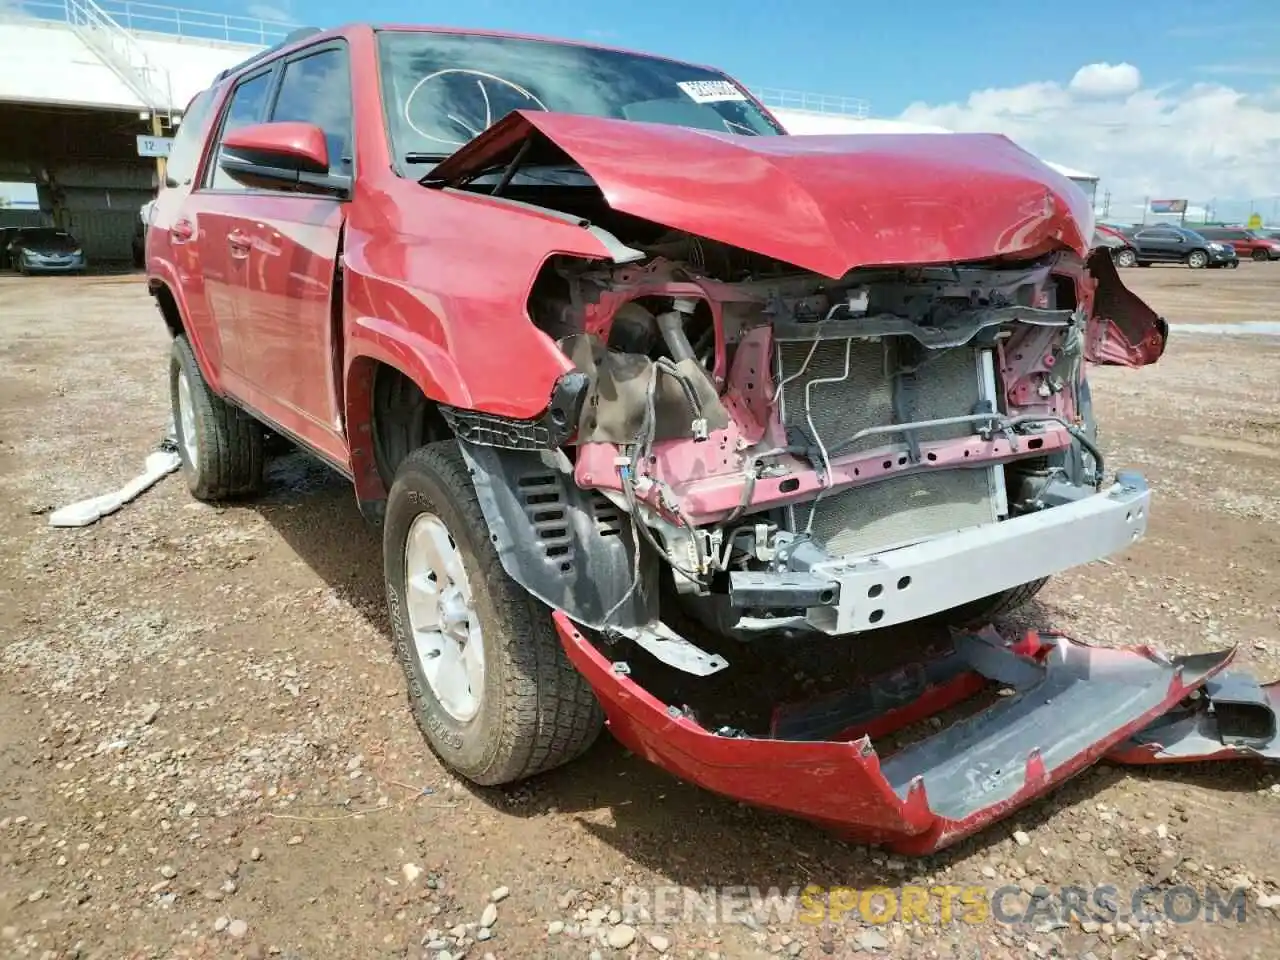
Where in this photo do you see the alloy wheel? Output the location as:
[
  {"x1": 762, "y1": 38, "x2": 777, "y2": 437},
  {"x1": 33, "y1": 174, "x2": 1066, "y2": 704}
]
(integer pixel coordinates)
[
  {"x1": 176, "y1": 369, "x2": 199, "y2": 469},
  {"x1": 403, "y1": 512, "x2": 485, "y2": 722}
]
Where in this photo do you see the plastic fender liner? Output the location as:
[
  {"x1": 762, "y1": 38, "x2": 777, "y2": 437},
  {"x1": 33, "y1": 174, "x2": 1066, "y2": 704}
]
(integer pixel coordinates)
[
  {"x1": 456, "y1": 438, "x2": 656, "y2": 629},
  {"x1": 1086, "y1": 248, "x2": 1169, "y2": 367},
  {"x1": 553, "y1": 612, "x2": 1236, "y2": 854}
]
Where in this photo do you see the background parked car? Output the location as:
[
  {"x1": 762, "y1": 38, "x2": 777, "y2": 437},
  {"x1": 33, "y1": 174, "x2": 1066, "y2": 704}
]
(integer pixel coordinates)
[
  {"x1": 1197, "y1": 226, "x2": 1280, "y2": 261},
  {"x1": 7, "y1": 227, "x2": 87, "y2": 275},
  {"x1": 1118, "y1": 224, "x2": 1237, "y2": 269},
  {"x1": 1095, "y1": 224, "x2": 1138, "y2": 266}
]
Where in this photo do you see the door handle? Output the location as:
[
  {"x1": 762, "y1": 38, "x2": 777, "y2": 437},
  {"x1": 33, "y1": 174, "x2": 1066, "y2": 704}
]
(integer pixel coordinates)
[
  {"x1": 170, "y1": 219, "x2": 194, "y2": 243},
  {"x1": 227, "y1": 230, "x2": 251, "y2": 258}
]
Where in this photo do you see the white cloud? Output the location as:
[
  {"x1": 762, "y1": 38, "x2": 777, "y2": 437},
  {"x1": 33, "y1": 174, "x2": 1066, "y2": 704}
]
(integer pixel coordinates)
[
  {"x1": 247, "y1": 3, "x2": 293, "y2": 23},
  {"x1": 899, "y1": 62, "x2": 1280, "y2": 218},
  {"x1": 1199, "y1": 63, "x2": 1280, "y2": 78},
  {"x1": 1069, "y1": 62, "x2": 1141, "y2": 98}
]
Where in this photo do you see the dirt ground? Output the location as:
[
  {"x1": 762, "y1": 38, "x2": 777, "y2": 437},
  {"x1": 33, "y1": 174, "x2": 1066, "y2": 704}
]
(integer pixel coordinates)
[{"x1": 1, "y1": 261, "x2": 1278, "y2": 960}]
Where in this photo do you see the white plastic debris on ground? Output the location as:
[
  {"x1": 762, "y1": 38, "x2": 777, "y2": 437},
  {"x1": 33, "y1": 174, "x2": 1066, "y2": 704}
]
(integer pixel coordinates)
[{"x1": 48, "y1": 427, "x2": 181, "y2": 528}]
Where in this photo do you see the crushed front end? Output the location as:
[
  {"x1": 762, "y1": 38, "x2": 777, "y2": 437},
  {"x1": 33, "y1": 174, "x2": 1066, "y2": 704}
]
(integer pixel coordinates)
[
  {"x1": 429, "y1": 115, "x2": 1255, "y2": 851},
  {"x1": 433, "y1": 115, "x2": 1170, "y2": 660},
  {"x1": 463, "y1": 237, "x2": 1165, "y2": 649},
  {"x1": 445, "y1": 235, "x2": 1203, "y2": 850}
]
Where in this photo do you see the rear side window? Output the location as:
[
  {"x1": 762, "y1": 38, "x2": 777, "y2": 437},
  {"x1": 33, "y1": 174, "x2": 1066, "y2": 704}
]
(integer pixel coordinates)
[
  {"x1": 165, "y1": 89, "x2": 215, "y2": 188},
  {"x1": 207, "y1": 71, "x2": 275, "y2": 190},
  {"x1": 269, "y1": 47, "x2": 353, "y2": 178}
]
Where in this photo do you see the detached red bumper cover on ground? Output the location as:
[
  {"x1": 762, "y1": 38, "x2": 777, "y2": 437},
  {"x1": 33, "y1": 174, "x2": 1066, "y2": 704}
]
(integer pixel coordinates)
[{"x1": 553, "y1": 612, "x2": 1271, "y2": 854}]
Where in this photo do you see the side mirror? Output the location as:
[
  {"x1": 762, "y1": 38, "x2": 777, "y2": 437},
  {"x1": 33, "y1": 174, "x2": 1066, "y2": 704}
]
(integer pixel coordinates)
[{"x1": 219, "y1": 122, "x2": 350, "y2": 196}]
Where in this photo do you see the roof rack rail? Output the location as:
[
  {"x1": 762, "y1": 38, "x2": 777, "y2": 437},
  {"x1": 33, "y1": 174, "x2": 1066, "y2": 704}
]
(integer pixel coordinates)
[{"x1": 214, "y1": 26, "x2": 324, "y2": 83}]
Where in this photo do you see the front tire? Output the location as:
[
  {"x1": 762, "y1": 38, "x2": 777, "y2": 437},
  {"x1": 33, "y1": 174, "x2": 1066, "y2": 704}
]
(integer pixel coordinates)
[
  {"x1": 1186, "y1": 250, "x2": 1209, "y2": 269},
  {"x1": 384, "y1": 442, "x2": 602, "y2": 786},
  {"x1": 947, "y1": 578, "x2": 1051, "y2": 627},
  {"x1": 169, "y1": 335, "x2": 264, "y2": 500},
  {"x1": 1252, "y1": 249, "x2": 1270, "y2": 263},
  {"x1": 1114, "y1": 248, "x2": 1137, "y2": 268}
]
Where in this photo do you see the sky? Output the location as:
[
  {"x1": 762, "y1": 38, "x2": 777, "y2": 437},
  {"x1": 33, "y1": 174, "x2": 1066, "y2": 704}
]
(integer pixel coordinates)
[{"x1": 230, "y1": 0, "x2": 1280, "y2": 222}]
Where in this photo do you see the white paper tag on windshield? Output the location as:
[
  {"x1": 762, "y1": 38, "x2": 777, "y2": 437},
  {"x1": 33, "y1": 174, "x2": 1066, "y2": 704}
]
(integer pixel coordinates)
[{"x1": 677, "y1": 80, "x2": 747, "y2": 104}]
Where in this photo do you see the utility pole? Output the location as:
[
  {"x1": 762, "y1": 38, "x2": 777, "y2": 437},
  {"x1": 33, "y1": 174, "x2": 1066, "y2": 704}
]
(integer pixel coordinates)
[{"x1": 149, "y1": 112, "x2": 168, "y2": 186}]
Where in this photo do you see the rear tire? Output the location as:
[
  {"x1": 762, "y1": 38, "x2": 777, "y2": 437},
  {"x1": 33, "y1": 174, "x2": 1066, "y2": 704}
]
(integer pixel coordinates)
[
  {"x1": 169, "y1": 335, "x2": 264, "y2": 500},
  {"x1": 384, "y1": 442, "x2": 602, "y2": 786}
]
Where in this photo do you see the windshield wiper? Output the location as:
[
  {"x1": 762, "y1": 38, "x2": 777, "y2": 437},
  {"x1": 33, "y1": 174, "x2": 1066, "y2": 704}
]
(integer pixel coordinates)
[{"x1": 406, "y1": 152, "x2": 454, "y2": 187}]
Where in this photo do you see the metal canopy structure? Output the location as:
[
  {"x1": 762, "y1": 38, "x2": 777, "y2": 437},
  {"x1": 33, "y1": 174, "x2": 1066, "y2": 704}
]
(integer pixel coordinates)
[
  {"x1": 0, "y1": 0, "x2": 259, "y2": 257},
  {"x1": 0, "y1": 1, "x2": 1100, "y2": 257}
]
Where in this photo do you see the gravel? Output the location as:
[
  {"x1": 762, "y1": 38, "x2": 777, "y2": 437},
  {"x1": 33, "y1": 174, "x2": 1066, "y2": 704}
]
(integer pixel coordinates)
[
  {"x1": 856, "y1": 929, "x2": 889, "y2": 951},
  {"x1": 606, "y1": 923, "x2": 637, "y2": 949},
  {"x1": 1, "y1": 263, "x2": 1278, "y2": 958}
]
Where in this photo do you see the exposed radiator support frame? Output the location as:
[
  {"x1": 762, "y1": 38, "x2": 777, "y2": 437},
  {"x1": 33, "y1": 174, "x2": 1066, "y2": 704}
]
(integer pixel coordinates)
[{"x1": 776, "y1": 337, "x2": 1004, "y2": 558}]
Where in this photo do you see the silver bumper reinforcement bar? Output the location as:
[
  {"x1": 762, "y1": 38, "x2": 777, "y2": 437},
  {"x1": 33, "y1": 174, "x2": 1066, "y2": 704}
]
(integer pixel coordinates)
[{"x1": 730, "y1": 472, "x2": 1150, "y2": 635}]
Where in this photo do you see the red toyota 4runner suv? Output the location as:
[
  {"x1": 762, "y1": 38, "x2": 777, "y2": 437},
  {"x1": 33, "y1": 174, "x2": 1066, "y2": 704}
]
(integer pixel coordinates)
[{"x1": 147, "y1": 23, "x2": 1176, "y2": 846}]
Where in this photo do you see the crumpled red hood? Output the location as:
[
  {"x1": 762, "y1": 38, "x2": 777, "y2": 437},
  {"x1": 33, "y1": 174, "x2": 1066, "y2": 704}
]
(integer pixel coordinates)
[{"x1": 430, "y1": 111, "x2": 1094, "y2": 278}]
